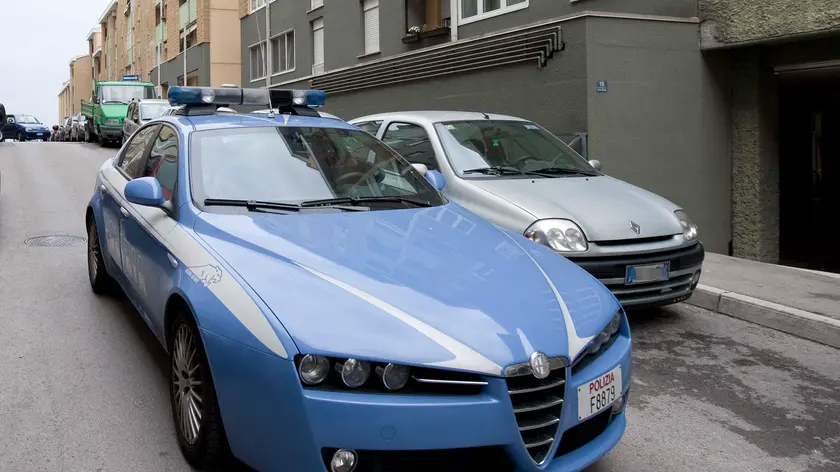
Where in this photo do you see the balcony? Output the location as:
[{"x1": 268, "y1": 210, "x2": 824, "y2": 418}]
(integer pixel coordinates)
[
  {"x1": 156, "y1": 22, "x2": 168, "y2": 43},
  {"x1": 402, "y1": 0, "x2": 451, "y2": 45},
  {"x1": 179, "y1": 0, "x2": 197, "y2": 30}
]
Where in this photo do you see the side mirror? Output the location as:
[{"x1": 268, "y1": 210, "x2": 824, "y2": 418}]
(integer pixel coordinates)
[
  {"x1": 588, "y1": 159, "x2": 602, "y2": 172},
  {"x1": 424, "y1": 169, "x2": 447, "y2": 191},
  {"x1": 411, "y1": 163, "x2": 429, "y2": 175},
  {"x1": 6, "y1": 118, "x2": 13, "y2": 124},
  {"x1": 125, "y1": 177, "x2": 166, "y2": 207},
  {"x1": 93, "y1": 97, "x2": 100, "y2": 104}
]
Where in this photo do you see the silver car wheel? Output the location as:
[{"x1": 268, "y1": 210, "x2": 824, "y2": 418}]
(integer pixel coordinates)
[{"x1": 172, "y1": 324, "x2": 203, "y2": 445}]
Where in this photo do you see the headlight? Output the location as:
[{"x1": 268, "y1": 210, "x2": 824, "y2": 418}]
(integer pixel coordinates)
[
  {"x1": 105, "y1": 119, "x2": 120, "y2": 125},
  {"x1": 26, "y1": 127, "x2": 35, "y2": 132},
  {"x1": 297, "y1": 354, "x2": 330, "y2": 385},
  {"x1": 674, "y1": 210, "x2": 698, "y2": 241},
  {"x1": 377, "y1": 363, "x2": 411, "y2": 390},
  {"x1": 337, "y1": 358, "x2": 371, "y2": 388},
  {"x1": 524, "y1": 219, "x2": 588, "y2": 253},
  {"x1": 579, "y1": 311, "x2": 623, "y2": 361}
]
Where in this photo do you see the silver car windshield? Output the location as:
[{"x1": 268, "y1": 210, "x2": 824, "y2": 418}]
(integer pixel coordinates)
[
  {"x1": 434, "y1": 120, "x2": 595, "y2": 176},
  {"x1": 190, "y1": 126, "x2": 445, "y2": 206},
  {"x1": 100, "y1": 85, "x2": 156, "y2": 104},
  {"x1": 17, "y1": 115, "x2": 41, "y2": 124},
  {"x1": 140, "y1": 103, "x2": 170, "y2": 120}
]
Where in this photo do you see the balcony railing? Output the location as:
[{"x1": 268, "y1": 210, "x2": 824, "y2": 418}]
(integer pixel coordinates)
[
  {"x1": 156, "y1": 21, "x2": 168, "y2": 43},
  {"x1": 179, "y1": 0, "x2": 196, "y2": 29}
]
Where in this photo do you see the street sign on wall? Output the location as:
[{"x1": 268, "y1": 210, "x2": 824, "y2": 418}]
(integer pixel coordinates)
[
  {"x1": 123, "y1": 75, "x2": 140, "y2": 81},
  {"x1": 596, "y1": 80, "x2": 608, "y2": 93}
]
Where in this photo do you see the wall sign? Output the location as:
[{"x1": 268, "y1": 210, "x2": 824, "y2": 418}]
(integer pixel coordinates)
[{"x1": 596, "y1": 80, "x2": 608, "y2": 93}]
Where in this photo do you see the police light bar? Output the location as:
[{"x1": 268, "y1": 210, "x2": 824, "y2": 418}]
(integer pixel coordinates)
[{"x1": 167, "y1": 86, "x2": 327, "y2": 108}]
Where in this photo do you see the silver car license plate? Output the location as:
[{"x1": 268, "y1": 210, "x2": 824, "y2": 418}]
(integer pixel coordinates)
[{"x1": 625, "y1": 262, "x2": 670, "y2": 285}]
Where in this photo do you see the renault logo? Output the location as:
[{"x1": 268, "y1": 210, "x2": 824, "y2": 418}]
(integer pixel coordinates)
[
  {"x1": 529, "y1": 352, "x2": 550, "y2": 379},
  {"x1": 630, "y1": 221, "x2": 641, "y2": 235}
]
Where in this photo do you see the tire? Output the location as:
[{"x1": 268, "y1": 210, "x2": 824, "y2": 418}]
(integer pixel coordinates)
[
  {"x1": 87, "y1": 217, "x2": 116, "y2": 294},
  {"x1": 169, "y1": 312, "x2": 232, "y2": 470},
  {"x1": 17, "y1": 132, "x2": 25, "y2": 142}
]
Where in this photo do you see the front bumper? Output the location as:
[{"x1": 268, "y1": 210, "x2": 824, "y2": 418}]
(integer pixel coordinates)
[
  {"x1": 99, "y1": 126, "x2": 122, "y2": 139},
  {"x1": 202, "y1": 325, "x2": 632, "y2": 472},
  {"x1": 25, "y1": 130, "x2": 50, "y2": 140},
  {"x1": 567, "y1": 241, "x2": 705, "y2": 309}
]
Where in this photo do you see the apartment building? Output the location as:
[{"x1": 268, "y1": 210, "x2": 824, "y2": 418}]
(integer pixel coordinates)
[
  {"x1": 240, "y1": 0, "x2": 840, "y2": 273},
  {"x1": 93, "y1": 0, "x2": 242, "y2": 97},
  {"x1": 56, "y1": 55, "x2": 93, "y2": 123}
]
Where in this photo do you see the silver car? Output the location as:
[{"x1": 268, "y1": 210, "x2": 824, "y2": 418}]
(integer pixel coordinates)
[
  {"x1": 123, "y1": 99, "x2": 171, "y2": 140},
  {"x1": 349, "y1": 111, "x2": 705, "y2": 310}
]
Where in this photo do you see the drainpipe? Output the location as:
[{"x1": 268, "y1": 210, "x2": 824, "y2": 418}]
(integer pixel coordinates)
[
  {"x1": 450, "y1": 0, "x2": 458, "y2": 41},
  {"x1": 265, "y1": 0, "x2": 272, "y2": 88}
]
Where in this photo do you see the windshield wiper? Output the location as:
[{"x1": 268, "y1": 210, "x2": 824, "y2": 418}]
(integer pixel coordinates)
[
  {"x1": 462, "y1": 166, "x2": 562, "y2": 178},
  {"x1": 203, "y1": 198, "x2": 302, "y2": 212},
  {"x1": 300, "y1": 195, "x2": 432, "y2": 208},
  {"x1": 529, "y1": 166, "x2": 598, "y2": 176}
]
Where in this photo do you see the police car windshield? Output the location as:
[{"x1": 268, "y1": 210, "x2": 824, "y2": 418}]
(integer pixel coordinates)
[
  {"x1": 434, "y1": 120, "x2": 596, "y2": 176},
  {"x1": 190, "y1": 126, "x2": 445, "y2": 208},
  {"x1": 101, "y1": 85, "x2": 156, "y2": 104}
]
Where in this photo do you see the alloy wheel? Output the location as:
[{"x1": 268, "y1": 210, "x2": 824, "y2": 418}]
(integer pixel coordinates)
[{"x1": 172, "y1": 323, "x2": 204, "y2": 446}]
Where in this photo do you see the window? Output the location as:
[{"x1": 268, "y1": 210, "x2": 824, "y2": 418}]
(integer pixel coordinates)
[
  {"x1": 250, "y1": 0, "x2": 265, "y2": 12},
  {"x1": 270, "y1": 30, "x2": 295, "y2": 75},
  {"x1": 119, "y1": 125, "x2": 161, "y2": 179},
  {"x1": 145, "y1": 126, "x2": 179, "y2": 201},
  {"x1": 355, "y1": 120, "x2": 383, "y2": 136},
  {"x1": 433, "y1": 120, "x2": 596, "y2": 176},
  {"x1": 362, "y1": 0, "x2": 380, "y2": 55},
  {"x1": 250, "y1": 41, "x2": 267, "y2": 80},
  {"x1": 382, "y1": 122, "x2": 439, "y2": 171},
  {"x1": 312, "y1": 18, "x2": 324, "y2": 75},
  {"x1": 190, "y1": 126, "x2": 445, "y2": 206},
  {"x1": 460, "y1": 0, "x2": 526, "y2": 23},
  {"x1": 311, "y1": 0, "x2": 323, "y2": 9}
]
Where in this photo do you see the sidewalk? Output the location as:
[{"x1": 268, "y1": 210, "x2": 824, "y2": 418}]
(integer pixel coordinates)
[{"x1": 686, "y1": 253, "x2": 840, "y2": 349}]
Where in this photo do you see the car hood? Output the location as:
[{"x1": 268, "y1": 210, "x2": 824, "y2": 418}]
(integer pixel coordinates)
[
  {"x1": 194, "y1": 203, "x2": 619, "y2": 375},
  {"x1": 100, "y1": 103, "x2": 127, "y2": 120},
  {"x1": 468, "y1": 175, "x2": 683, "y2": 241}
]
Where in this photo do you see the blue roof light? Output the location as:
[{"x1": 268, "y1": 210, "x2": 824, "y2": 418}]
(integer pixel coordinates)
[{"x1": 167, "y1": 86, "x2": 327, "y2": 109}]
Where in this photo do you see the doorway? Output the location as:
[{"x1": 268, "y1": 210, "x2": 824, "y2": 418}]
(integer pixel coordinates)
[{"x1": 778, "y1": 66, "x2": 840, "y2": 273}]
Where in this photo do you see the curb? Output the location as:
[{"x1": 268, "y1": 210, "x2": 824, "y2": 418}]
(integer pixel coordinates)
[{"x1": 686, "y1": 284, "x2": 840, "y2": 349}]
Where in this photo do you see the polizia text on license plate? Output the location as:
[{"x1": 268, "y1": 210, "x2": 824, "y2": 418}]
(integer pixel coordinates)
[{"x1": 577, "y1": 366, "x2": 622, "y2": 421}]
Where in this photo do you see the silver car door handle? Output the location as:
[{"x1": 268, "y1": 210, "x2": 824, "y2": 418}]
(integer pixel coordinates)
[
  {"x1": 167, "y1": 253, "x2": 178, "y2": 268},
  {"x1": 120, "y1": 207, "x2": 130, "y2": 217}
]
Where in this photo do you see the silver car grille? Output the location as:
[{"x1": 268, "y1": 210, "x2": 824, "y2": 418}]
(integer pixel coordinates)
[{"x1": 505, "y1": 359, "x2": 567, "y2": 464}]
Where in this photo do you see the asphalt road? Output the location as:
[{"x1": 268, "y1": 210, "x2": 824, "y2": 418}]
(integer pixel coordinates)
[{"x1": 0, "y1": 142, "x2": 838, "y2": 472}]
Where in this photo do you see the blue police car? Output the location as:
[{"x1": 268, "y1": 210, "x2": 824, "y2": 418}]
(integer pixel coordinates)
[{"x1": 85, "y1": 86, "x2": 631, "y2": 472}]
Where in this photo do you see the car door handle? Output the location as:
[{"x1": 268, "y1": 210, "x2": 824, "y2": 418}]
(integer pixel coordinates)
[
  {"x1": 100, "y1": 184, "x2": 107, "y2": 193},
  {"x1": 120, "y1": 207, "x2": 130, "y2": 217}
]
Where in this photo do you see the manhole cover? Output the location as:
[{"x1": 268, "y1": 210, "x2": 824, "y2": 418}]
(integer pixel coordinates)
[{"x1": 24, "y1": 235, "x2": 87, "y2": 247}]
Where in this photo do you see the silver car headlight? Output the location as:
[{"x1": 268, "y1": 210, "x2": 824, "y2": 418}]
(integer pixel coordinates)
[
  {"x1": 524, "y1": 219, "x2": 588, "y2": 253},
  {"x1": 674, "y1": 210, "x2": 698, "y2": 241},
  {"x1": 577, "y1": 311, "x2": 623, "y2": 362}
]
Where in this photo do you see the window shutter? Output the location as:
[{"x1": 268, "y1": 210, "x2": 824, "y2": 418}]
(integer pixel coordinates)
[
  {"x1": 312, "y1": 18, "x2": 325, "y2": 74},
  {"x1": 363, "y1": 0, "x2": 379, "y2": 55}
]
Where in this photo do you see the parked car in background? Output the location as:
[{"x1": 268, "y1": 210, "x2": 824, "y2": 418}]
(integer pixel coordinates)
[
  {"x1": 69, "y1": 114, "x2": 87, "y2": 141},
  {"x1": 122, "y1": 99, "x2": 170, "y2": 139},
  {"x1": 58, "y1": 117, "x2": 72, "y2": 141},
  {"x1": 1, "y1": 114, "x2": 51, "y2": 141},
  {"x1": 350, "y1": 111, "x2": 705, "y2": 310}
]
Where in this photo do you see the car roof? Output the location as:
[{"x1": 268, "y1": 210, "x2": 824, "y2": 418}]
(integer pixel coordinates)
[
  {"x1": 156, "y1": 111, "x2": 359, "y2": 133},
  {"x1": 349, "y1": 111, "x2": 529, "y2": 125}
]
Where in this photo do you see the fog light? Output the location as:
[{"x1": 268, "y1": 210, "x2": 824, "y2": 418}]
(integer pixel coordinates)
[
  {"x1": 330, "y1": 449, "x2": 358, "y2": 472},
  {"x1": 611, "y1": 393, "x2": 625, "y2": 415},
  {"x1": 690, "y1": 270, "x2": 702, "y2": 289}
]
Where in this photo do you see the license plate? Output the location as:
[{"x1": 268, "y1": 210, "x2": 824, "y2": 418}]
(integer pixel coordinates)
[
  {"x1": 625, "y1": 261, "x2": 669, "y2": 285},
  {"x1": 577, "y1": 366, "x2": 622, "y2": 421},
  {"x1": 37, "y1": 133, "x2": 43, "y2": 136}
]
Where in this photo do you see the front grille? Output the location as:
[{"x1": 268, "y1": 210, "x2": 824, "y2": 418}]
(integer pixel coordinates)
[
  {"x1": 322, "y1": 446, "x2": 513, "y2": 472},
  {"x1": 567, "y1": 242, "x2": 704, "y2": 280},
  {"x1": 605, "y1": 273, "x2": 695, "y2": 305},
  {"x1": 506, "y1": 365, "x2": 567, "y2": 463}
]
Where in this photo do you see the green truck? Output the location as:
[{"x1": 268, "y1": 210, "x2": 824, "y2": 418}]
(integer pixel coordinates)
[{"x1": 81, "y1": 78, "x2": 158, "y2": 147}]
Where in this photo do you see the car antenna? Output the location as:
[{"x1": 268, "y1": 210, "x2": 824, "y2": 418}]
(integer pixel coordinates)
[{"x1": 481, "y1": 112, "x2": 490, "y2": 119}]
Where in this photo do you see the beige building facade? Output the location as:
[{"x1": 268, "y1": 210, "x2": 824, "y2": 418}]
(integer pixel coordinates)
[
  {"x1": 57, "y1": 81, "x2": 71, "y2": 126},
  {"x1": 56, "y1": 55, "x2": 93, "y2": 124}
]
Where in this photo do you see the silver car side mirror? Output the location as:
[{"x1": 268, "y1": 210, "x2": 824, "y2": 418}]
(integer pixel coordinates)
[
  {"x1": 411, "y1": 163, "x2": 429, "y2": 175},
  {"x1": 588, "y1": 159, "x2": 602, "y2": 172}
]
